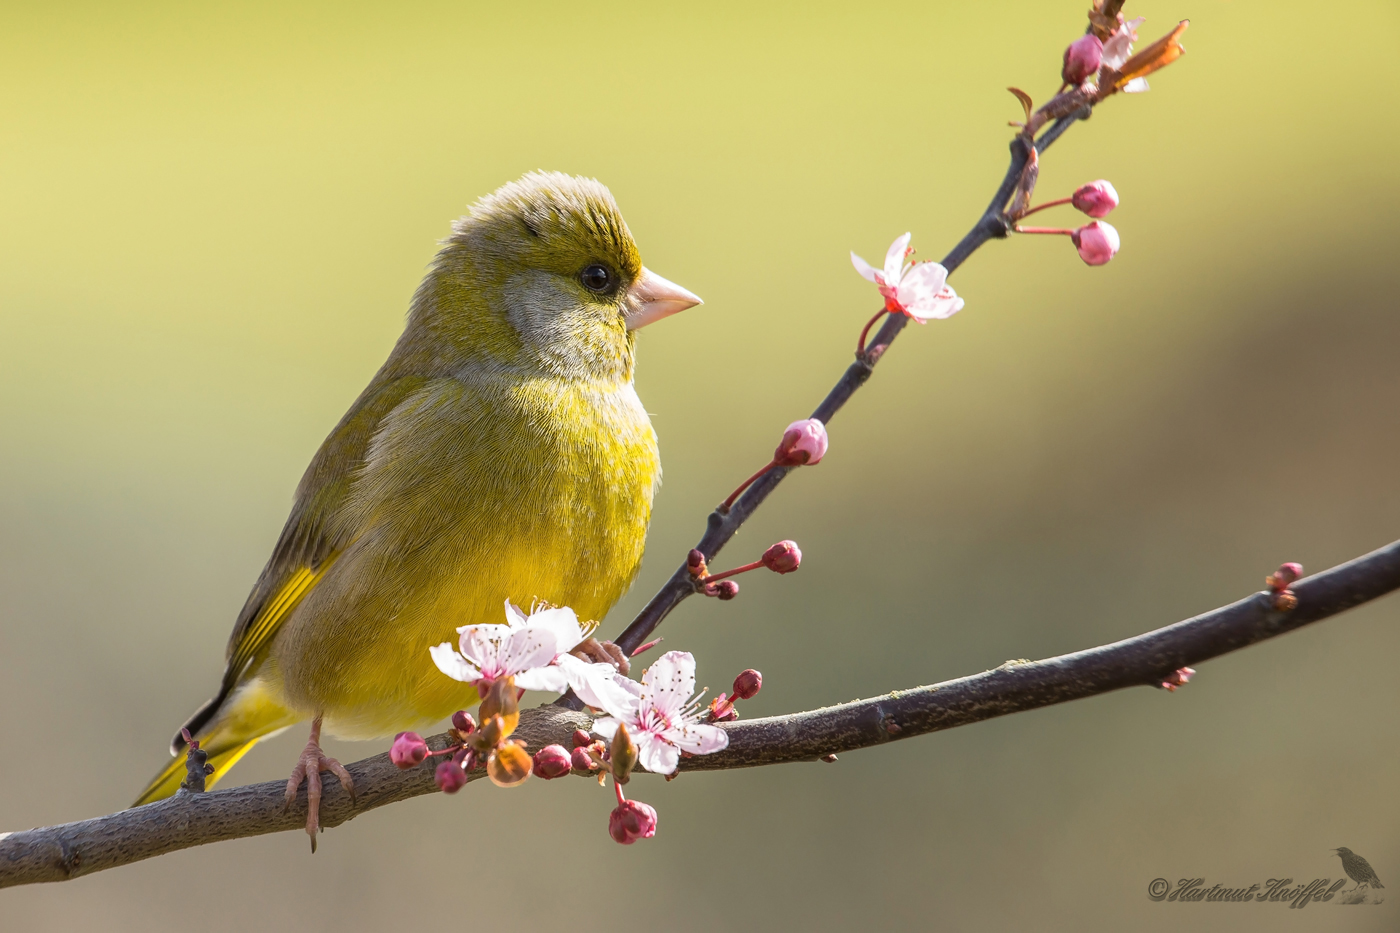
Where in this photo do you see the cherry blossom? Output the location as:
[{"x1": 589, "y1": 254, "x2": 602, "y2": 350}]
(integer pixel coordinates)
[
  {"x1": 430, "y1": 601, "x2": 631, "y2": 707},
  {"x1": 1072, "y1": 221, "x2": 1120, "y2": 265},
  {"x1": 851, "y1": 233, "x2": 964, "y2": 323},
  {"x1": 532, "y1": 744, "x2": 572, "y2": 780},
  {"x1": 609, "y1": 797, "x2": 658, "y2": 844},
  {"x1": 1071, "y1": 180, "x2": 1119, "y2": 218},
  {"x1": 774, "y1": 418, "x2": 828, "y2": 466},
  {"x1": 1062, "y1": 34, "x2": 1103, "y2": 87},
  {"x1": 591, "y1": 650, "x2": 730, "y2": 775},
  {"x1": 389, "y1": 732, "x2": 428, "y2": 769}
]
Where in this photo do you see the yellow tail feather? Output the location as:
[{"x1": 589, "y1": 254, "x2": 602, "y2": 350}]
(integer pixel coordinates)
[
  {"x1": 133, "y1": 680, "x2": 302, "y2": 807},
  {"x1": 133, "y1": 737, "x2": 263, "y2": 806}
]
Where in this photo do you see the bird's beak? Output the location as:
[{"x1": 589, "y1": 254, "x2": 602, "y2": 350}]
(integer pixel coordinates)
[{"x1": 624, "y1": 267, "x2": 702, "y2": 331}]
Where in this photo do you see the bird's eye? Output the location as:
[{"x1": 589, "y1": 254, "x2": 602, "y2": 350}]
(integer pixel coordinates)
[{"x1": 580, "y1": 263, "x2": 615, "y2": 294}]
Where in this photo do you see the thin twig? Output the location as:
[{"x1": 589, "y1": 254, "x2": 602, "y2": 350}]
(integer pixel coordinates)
[
  {"x1": 4, "y1": 536, "x2": 1397, "y2": 887},
  {"x1": 611, "y1": 121, "x2": 1074, "y2": 658}
]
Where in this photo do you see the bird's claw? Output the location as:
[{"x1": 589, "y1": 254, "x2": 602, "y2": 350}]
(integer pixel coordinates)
[
  {"x1": 570, "y1": 637, "x2": 630, "y2": 676},
  {"x1": 283, "y1": 726, "x2": 354, "y2": 853}
]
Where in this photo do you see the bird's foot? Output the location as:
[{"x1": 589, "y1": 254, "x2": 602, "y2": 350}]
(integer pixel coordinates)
[
  {"x1": 283, "y1": 718, "x2": 355, "y2": 852},
  {"x1": 570, "y1": 637, "x2": 630, "y2": 676}
]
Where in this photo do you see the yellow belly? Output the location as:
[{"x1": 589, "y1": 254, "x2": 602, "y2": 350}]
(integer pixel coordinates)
[{"x1": 268, "y1": 375, "x2": 659, "y2": 738}]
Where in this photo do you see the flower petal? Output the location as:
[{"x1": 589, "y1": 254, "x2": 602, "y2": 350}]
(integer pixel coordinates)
[
  {"x1": 591, "y1": 716, "x2": 622, "y2": 742},
  {"x1": 498, "y1": 626, "x2": 561, "y2": 676},
  {"x1": 429, "y1": 643, "x2": 483, "y2": 683},
  {"x1": 1102, "y1": 16, "x2": 1144, "y2": 69},
  {"x1": 635, "y1": 731, "x2": 681, "y2": 775},
  {"x1": 459, "y1": 623, "x2": 512, "y2": 673},
  {"x1": 850, "y1": 251, "x2": 881, "y2": 283},
  {"x1": 884, "y1": 232, "x2": 912, "y2": 287},
  {"x1": 524, "y1": 606, "x2": 586, "y2": 653},
  {"x1": 557, "y1": 653, "x2": 641, "y2": 712},
  {"x1": 640, "y1": 650, "x2": 698, "y2": 719},
  {"x1": 897, "y1": 263, "x2": 962, "y2": 322},
  {"x1": 1121, "y1": 76, "x2": 1150, "y2": 93},
  {"x1": 514, "y1": 664, "x2": 571, "y2": 694},
  {"x1": 669, "y1": 721, "x2": 730, "y2": 755},
  {"x1": 905, "y1": 285, "x2": 964, "y2": 323},
  {"x1": 895, "y1": 261, "x2": 948, "y2": 309},
  {"x1": 503, "y1": 600, "x2": 529, "y2": 628}
]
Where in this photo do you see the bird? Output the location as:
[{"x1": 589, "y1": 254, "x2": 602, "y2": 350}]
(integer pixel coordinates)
[
  {"x1": 134, "y1": 171, "x2": 702, "y2": 847},
  {"x1": 1333, "y1": 848, "x2": 1384, "y2": 889}
]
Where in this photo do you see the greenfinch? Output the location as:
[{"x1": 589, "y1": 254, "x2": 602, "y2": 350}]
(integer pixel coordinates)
[{"x1": 135, "y1": 172, "x2": 701, "y2": 842}]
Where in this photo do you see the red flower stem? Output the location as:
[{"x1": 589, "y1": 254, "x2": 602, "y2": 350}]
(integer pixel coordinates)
[
  {"x1": 701, "y1": 560, "x2": 764, "y2": 584},
  {"x1": 424, "y1": 745, "x2": 462, "y2": 758},
  {"x1": 630, "y1": 638, "x2": 662, "y2": 658},
  {"x1": 856, "y1": 308, "x2": 889, "y2": 357},
  {"x1": 721, "y1": 461, "x2": 778, "y2": 511},
  {"x1": 1014, "y1": 225, "x2": 1077, "y2": 235},
  {"x1": 1015, "y1": 196, "x2": 1074, "y2": 218},
  {"x1": 614, "y1": 778, "x2": 626, "y2": 806}
]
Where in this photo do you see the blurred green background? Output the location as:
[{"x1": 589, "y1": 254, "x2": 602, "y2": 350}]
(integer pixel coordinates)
[{"x1": 3, "y1": 0, "x2": 1398, "y2": 929}]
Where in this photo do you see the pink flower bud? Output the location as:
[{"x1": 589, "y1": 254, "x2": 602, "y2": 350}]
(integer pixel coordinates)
[
  {"x1": 532, "y1": 744, "x2": 572, "y2": 780},
  {"x1": 774, "y1": 418, "x2": 828, "y2": 466},
  {"x1": 1071, "y1": 221, "x2": 1120, "y2": 266},
  {"x1": 609, "y1": 799, "x2": 658, "y2": 845},
  {"x1": 572, "y1": 729, "x2": 593, "y2": 749},
  {"x1": 1071, "y1": 180, "x2": 1119, "y2": 218},
  {"x1": 1160, "y1": 667, "x2": 1196, "y2": 692},
  {"x1": 715, "y1": 580, "x2": 739, "y2": 600},
  {"x1": 389, "y1": 731, "x2": 428, "y2": 769},
  {"x1": 1269, "y1": 562, "x2": 1303, "y2": 588},
  {"x1": 732, "y1": 669, "x2": 763, "y2": 700},
  {"x1": 1061, "y1": 34, "x2": 1103, "y2": 85},
  {"x1": 451, "y1": 710, "x2": 476, "y2": 734},
  {"x1": 435, "y1": 759, "x2": 468, "y2": 793},
  {"x1": 571, "y1": 746, "x2": 597, "y2": 771},
  {"x1": 761, "y1": 540, "x2": 802, "y2": 574}
]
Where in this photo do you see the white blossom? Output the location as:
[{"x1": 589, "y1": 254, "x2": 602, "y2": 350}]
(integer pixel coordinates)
[
  {"x1": 851, "y1": 232, "x2": 964, "y2": 323},
  {"x1": 591, "y1": 651, "x2": 729, "y2": 775},
  {"x1": 430, "y1": 601, "x2": 629, "y2": 705}
]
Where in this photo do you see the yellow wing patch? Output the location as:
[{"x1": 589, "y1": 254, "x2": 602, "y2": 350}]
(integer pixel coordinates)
[{"x1": 227, "y1": 557, "x2": 336, "y2": 685}]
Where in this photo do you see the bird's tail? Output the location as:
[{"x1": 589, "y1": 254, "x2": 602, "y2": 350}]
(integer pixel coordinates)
[{"x1": 133, "y1": 679, "x2": 302, "y2": 807}]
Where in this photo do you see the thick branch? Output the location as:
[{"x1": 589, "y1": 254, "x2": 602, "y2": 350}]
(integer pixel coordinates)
[
  {"x1": 683, "y1": 539, "x2": 1400, "y2": 770},
  {"x1": 5, "y1": 536, "x2": 1397, "y2": 888}
]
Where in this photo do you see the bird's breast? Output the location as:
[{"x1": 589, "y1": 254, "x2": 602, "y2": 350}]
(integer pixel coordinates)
[{"x1": 277, "y1": 374, "x2": 660, "y2": 735}]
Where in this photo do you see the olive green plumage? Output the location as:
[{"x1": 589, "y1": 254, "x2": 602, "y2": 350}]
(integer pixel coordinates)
[{"x1": 137, "y1": 172, "x2": 684, "y2": 804}]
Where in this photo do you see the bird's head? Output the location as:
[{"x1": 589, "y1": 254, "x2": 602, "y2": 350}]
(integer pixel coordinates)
[
  {"x1": 406, "y1": 171, "x2": 701, "y2": 383},
  {"x1": 1334, "y1": 848, "x2": 1353, "y2": 857}
]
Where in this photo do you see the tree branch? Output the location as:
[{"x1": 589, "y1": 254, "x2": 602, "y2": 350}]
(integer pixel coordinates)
[
  {"x1": 611, "y1": 118, "x2": 1069, "y2": 657},
  {"x1": 5, "y1": 537, "x2": 1398, "y2": 888},
  {"x1": 0, "y1": 50, "x2": 1266, "y2": 890}
]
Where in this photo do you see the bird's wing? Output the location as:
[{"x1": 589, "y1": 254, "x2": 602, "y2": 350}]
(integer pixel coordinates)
[{"x1": 174, "y1": 373, "x2": 428, "y2": 749}]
